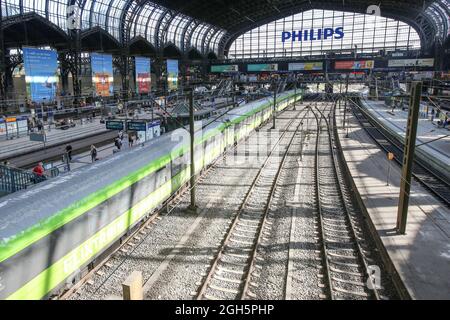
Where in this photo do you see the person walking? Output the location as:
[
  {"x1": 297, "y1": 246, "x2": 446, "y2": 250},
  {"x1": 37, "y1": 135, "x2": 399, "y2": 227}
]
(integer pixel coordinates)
[
  {"x1": 90, "y1": 145, "x2": 98, "y2": 163},
  {"x1": 114, "y1": 137, "x2": 122, "y2": 150},
  {"x1": 65, "y1": 144, "x2": 73, "y2": 161}
]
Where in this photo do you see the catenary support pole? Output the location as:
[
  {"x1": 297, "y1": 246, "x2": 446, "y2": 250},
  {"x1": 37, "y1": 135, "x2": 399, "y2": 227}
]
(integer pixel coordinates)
[
  {"x1": 187, "y1": 89, "x2": 197, "y2": 213},
  {"x1": 272, "y1": 82, "x2": 277, "y2": 129},
  {"x1": 396, "y1": 81, "x2": 422, "y2": 234}
]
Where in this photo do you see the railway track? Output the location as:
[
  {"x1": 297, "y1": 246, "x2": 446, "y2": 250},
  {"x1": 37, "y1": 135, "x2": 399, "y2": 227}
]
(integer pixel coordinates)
[
  {"x1": 64, "y1": 101, "x2": 312, "y2": 300},
  {"x1": 312, "y1": 103, "x2": 384, "y2": 300},
  {"x1": 349, "y1": 100, "x2": 450, "y2": 207},
  {"x1": 196, "y1": 107, "x2": 309, "y2": 300}
]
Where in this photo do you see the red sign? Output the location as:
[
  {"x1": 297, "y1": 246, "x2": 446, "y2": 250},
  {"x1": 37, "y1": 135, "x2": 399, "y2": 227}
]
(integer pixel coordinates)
[{"x1": 335, "y1": 60, "x2": 374, "y2": 70}]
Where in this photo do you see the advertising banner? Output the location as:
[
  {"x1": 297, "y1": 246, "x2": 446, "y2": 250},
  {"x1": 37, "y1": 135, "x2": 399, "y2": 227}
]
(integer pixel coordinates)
[
  {"x1": 167, "y1": 59, "x2": 179, "y2": 91},
  {"x1": 288, "y1": 62, "x2": 323, "y2": 71},
  {"x1": 335, "y1": 60, "x2": 374, "y2": 70},
  {"x1": 135, "y1": 57, "x2": 151, "y2": 94},
  {"x1": 22, "y1": 47, "x2": 59, "y2": 103},
  {"x1": 91, "y1": 53, "x2": 114, "y2": 97},
  {"x1": 247, "y1": 63, "x2": 278, "y2": 72},
  {"x1": 387, "y1": 58, "x2": 434, "y2": 68},
  {"x1": 211, "y1": 65, "x2": 239, "y2": 73}
]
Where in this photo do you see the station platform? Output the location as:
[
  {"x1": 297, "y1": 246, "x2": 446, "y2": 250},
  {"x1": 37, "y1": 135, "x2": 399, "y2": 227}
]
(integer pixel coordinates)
[
  {"x1": 336, "y1": 106, "x2": 450, "y2": 299},
  {"x1": 0, "y1": 118, "x2": 108, "y2": 161},
  {"x1": 0, "y1": 109, "x2": 158, "y2": 163},
  {"x1": 359, "y1": 98, "x2": 450, "y2": 180}
]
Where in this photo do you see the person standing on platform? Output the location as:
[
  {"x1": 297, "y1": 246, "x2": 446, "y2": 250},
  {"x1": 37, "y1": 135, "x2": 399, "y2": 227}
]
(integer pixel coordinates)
[
  {"x1": 90, "y1": 145, "x2": 98, "y2": 163},
  {"x1": 128, "y1": 134, "x2": 134, "y2": 148},
  {"x1": 431, "y1": 108, "x2": 435, "y2": 122},
  {"x1": 444, "y1": 112, "x2": 449, "y2": 129}
]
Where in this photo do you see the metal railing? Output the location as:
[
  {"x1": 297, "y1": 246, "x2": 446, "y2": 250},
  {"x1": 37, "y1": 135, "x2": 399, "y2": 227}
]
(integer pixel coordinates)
[{"x1": 0, "y1": 164, "x2": 46, "y2": 195}]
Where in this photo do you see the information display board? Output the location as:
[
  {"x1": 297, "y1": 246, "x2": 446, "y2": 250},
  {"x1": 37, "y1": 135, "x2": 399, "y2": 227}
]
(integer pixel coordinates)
[
  {"x1": 387, "y1": 58, "x2": 434, "y2": 68},
  {"x1": 211, "y1": 65, "x2": 239, "y2": 73},
  {"x1": 91, "y1": 53, "x2": 114, "y2": 97},
  {"x1": 288, "y1": 62, "x2": 323, "y2": 71},
  {"x1": 127, "y1": 121, "x2": 146, "y2": 131},
  {"x1": 167, "y1": 59, "x2": 179, "y2": 91},
  {"x1": 106, "y1": 120, "x2": 124, "y2": 130},
  {"x1": 247, "y1": 63, "x2": 278, "y2": 72},
  {"x1": 334, "y1": 60, "x2": 374, "y2": 70},
  {"x1": 22, "y1": 47, "x2": 59, "y2": 103},
  {"x1": 135, "y1": 57, "x2": 151, "y2": 94}
]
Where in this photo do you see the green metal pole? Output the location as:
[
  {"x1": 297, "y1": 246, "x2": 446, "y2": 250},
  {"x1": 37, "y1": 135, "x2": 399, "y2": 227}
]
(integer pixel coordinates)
[
  {"x1": 396, "y1": 81, "x2": 422, "y2": 234},
  {"x1": 272, "y1": 83, "x2": 277, "y2": 129},
  {"x1": 187, "y1": 89, "x2": 197, "y2": 214}
]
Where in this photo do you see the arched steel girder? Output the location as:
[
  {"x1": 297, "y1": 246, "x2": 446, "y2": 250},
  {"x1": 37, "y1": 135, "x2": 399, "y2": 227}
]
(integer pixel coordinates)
[
  {"x1": 154, "y1": 8, "x2": 171, "y2": 48},
  {"x1": 158, "y1": 11, "x2": 179, "y2": 47},
  {"x1": 183, "y1": 21, "x2": 200, "y2": 52},
  {"x1": 119, "y1": 0, "x2": 139, "y2": 45},
  {"x1": 143, "y1": 5, "x2": 160, "y2": 43},
  {"x1": 201, "y1": 26, "x2": 217, "y2": 54}
]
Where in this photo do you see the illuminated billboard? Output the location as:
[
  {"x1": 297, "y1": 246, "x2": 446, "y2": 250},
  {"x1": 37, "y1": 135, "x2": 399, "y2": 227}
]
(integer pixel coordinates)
[
  {"x1": 167, "y1": 59, "x2": 179, "y2": 91},
  {"x1": 288, "y1": 62, "x2": 323, "y2": 71},
  {"x1": 388, "y1": 58, "x2": 434, "y2": 68},
  {"x1": 22, "y1": 47, "x2": 59, "y2": 103},
  {"x1": 91, "y1": 53, "x2": 114, "y2": 97},
  {"x1": 247, "y1": 63, "x2": 278, "y2": 72},
  {"x1": 211, "y1": 65, "x2": 239, "y2": 73},
  {"x1": 334, "y1": 60, "x2": 374, "y2": 70},
  {"x1": 135, "y1": 57, "x2": 151, "y2": 94}
]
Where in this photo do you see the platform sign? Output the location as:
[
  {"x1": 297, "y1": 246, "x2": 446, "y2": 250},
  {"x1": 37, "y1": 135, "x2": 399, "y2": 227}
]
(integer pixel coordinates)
[
  {"x1": 106, "y1": 120, "x2": 124, "y2": 130},
  {"x1": 335, "y1": 60, "x2": 374, "y2": 70},
  {"x1": 91, "y1": 53, "x2": 114, "y2": 97},
  {"x1": 247, "y1": 63, "x2": 278, "y2": 72},
  {"x1": 135, "y1": 57, "x2": 151, "y2": 94},
  {"x1": 288, "y1": 62, "x2": 323, "y2": 71},
  {"x1": 127, "y1": 121, "x2": 146, "y2": 131},
  {"x1": 167, "y1": 59, "x2": 179, "y2": 91},
  {"x1": 211, "y1": 65, "x2": 238, "y2": 73},
  {"x1": 22, "y1": 47, "x2": 59, "y2": 103}
]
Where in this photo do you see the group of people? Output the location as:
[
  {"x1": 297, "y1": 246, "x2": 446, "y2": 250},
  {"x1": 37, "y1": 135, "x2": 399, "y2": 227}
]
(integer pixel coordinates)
[{"x1": 429, "y1": 108, "x2": 449, "y2": 128}]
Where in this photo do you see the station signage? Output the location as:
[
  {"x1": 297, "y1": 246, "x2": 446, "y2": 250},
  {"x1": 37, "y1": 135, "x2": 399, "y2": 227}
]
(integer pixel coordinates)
[
  {"x1": 288, "y1": 62, "x2": 323, "y2": 71},
  {"x1": 211, "y1": 65, "x2": 238, "y2": 73},
  {"x1": 127, "y1": 121, "x2": 146, "y2": 131},
  {"x1": 335, "y1": 60, "x2": 374, "y2": 70},
  {"x1": 106, "y1": 120, "x2": 124, "y2": 130},
  {"x1": 387, "y1": 58, "x2": 434, "y2": 67},
  {"x1": 282, "y1": 27, "x2": 344, "y2": 42},
  {"x1": 247, "y1": 64, "x2": 278, "y2": 72}
]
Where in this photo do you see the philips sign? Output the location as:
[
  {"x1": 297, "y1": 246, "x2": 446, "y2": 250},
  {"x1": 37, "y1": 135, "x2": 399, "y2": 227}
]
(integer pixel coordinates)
[{"x1": 282, "y1": 27, "x2": 344, "y2": 42}]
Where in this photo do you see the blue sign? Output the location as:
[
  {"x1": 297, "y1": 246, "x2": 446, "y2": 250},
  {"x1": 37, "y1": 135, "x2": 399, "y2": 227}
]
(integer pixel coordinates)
[
  {"x1": 127, "y1": 121, "x2": 146, "y2": 131},
  {"x1": 106, "y1": 120, "x2": 124, "y2": 130},
  {"x1": 23, "y1": 47, "x2": 59, "y2": 103},
  {"x1": 282, "y1": 27, "x2": 344, "y2": 42}
]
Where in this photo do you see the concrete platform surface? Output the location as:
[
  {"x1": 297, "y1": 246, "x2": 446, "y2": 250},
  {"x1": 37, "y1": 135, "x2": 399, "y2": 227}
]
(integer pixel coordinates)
[
  {"x1": 336, "y1": 106, "x2": 450, "y2": 300},
  {"x1": 360, "y1": 99, "x2": 450, "y2": 170}
]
